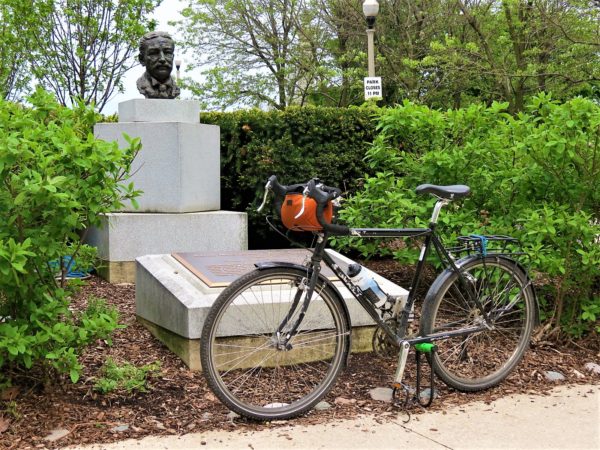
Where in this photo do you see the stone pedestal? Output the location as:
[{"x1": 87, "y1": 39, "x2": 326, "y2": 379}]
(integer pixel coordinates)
[
  {"x1": 95, "y1": 100, "x2": 219, "y2": 212},
  {"x1": 119, "y1": 99, "x2": 202, "y2": 123},
  {"x1": 89, "y1": 99, "x2": 247, "y2": 283},
  {"x1": 135, "y1": 250, "x2": 408, "y2": 370},
  {"x1": 86, "y1": 211, "x2": 247, "y2": 283}
]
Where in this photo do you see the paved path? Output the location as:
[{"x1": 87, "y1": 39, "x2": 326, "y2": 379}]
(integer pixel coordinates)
[{"x1": 68, "y1": 384, "x2": 599, "y2": 450}]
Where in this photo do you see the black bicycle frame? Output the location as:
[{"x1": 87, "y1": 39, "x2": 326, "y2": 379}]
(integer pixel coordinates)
[
  {"x1": 277, "y1": 201, "x2": 490, "y2": 349},
  {"x1": 318, "y1": 225, "x2": 488, "y2": 346}
]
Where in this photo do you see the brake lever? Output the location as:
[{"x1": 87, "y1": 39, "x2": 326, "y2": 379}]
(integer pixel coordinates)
[
  {"x1": 294, "y1": 186, "x2": 309, "y2": 219},
  {"x1": 257, "y1": 180, "x2": 272, "y2": 212}
]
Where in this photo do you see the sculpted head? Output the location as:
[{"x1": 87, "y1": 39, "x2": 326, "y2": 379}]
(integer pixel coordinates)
[{"x1": 139, "y1": 31, "x2": 175, "y2": 83}]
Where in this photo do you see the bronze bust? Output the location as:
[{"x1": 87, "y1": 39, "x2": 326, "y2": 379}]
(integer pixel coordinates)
[{"x1": 137, "y1": 31, "x2": 180, "y2": 99}]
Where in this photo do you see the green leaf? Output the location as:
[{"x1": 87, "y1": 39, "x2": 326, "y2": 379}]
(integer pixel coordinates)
[{"x1": 70, "y1": 368, "x2": 80, "y2": 383}]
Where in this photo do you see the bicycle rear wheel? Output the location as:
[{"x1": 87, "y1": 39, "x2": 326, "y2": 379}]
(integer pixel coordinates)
[
  {"x1": 420, "y1": 256, "x2": 535, "y2": 391},
  {"x1": 201, "y1": 267, "x2": 350, "y2": 420}
]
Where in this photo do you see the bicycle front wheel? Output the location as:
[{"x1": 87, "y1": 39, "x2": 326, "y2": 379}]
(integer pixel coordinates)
[
  {"x1": 420, "y1": 256, "x2": 535, "y2": 391},
  {"x1": 201, "y1": 267, "x2": 350, "y2": 420}
]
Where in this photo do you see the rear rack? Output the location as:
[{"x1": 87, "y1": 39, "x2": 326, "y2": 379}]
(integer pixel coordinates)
[{"x1": 447, "y1": 234, "x2": 528, "y2": 262}]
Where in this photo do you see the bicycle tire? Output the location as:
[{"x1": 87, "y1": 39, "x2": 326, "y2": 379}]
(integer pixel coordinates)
[
  {"x1": 201, "y1": 267, "x2": 350, "y2": 420},
  {"x1": 420, "y1": 255, "x2": 535, "y2": 391}
]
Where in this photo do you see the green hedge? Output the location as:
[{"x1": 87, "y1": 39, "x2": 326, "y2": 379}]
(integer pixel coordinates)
[
  {"x1": 202, "y1": 106, "x2": 378, "y2": 247},
  {"x1": 335, "y1": 94, "x2": 599, "y2": 337}
]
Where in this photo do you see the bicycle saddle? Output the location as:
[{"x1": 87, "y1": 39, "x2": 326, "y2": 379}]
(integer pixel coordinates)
[{"x1": 416, "y1": 184, "x2": 471, "y2": 199}]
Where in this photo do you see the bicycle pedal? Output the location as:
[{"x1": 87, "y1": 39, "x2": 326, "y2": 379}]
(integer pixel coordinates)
[{"x1": 391, "y1": 383, "x2": 415, "y2": 412}]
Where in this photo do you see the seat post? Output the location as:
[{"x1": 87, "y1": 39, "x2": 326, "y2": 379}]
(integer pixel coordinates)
[{"x1": 430, "y1": 198, "x2": 450, "y2": 225}]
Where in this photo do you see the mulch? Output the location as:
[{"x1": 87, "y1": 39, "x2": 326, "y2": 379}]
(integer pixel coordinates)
[{"x1": 1, "y1": 260, "x2": 599, "y2": 450}]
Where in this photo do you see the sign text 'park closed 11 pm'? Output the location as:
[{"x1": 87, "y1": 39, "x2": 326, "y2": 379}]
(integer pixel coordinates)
[{"x1": 364, "y1": 77, "x2": 382, "y2": 100}]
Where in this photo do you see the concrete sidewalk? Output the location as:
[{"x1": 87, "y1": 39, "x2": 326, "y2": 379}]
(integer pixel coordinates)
[{"x1": 69, "y1": 384, "x2": 599, "y2": 450}]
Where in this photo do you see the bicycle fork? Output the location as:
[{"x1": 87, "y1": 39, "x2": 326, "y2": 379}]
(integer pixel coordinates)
[{"x1": 274, "y1": 238, "x2": 327, "y2": 350}]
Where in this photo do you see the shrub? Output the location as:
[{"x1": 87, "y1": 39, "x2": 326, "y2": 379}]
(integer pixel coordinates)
[
  {"x1": 0, "y1": 89, "x2": 140, "y2": 383},
  {"x1": 202, "y1": 106, "x2": 379, "y2": 247},
  {"x1": 93, "y1": 358, "x2": 161, "y2": 394},
  {"x1": 336, "y1": 95, "x2": 600, "y2": 336}
]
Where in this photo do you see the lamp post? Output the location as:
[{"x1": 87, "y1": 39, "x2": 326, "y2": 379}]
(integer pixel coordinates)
[{"x1": 363, "y1": 0, "x2": 379, "y2": 77}]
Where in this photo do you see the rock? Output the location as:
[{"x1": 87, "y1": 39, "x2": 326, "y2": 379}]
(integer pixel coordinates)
[
  {"x1": 419, "y1": 388, "x2": 440, "y2": 400},
  {"x1": 584, "y1": 362, "x2": 600, "y2": 376},
  {"x1": 544, "y1": 370, "x2": 565, "y2": 381},
  {"x1": 44, "y1": 428, "x2": 70, "y2": 442},
  {"x1": 572, "y1": 369, "x2": 586, "y2": 379},
  {"x1": 110, "y1": 424, "x2": 129, "y2": 433},
  {"x1": 314, "y1": 401, "x2": 332, "y2": 411},
  {"x1": 201, "y1": 412, "x2": 212, "y2": 421},
  {"x1": 369, "y1": 387, "x2": 394, "y2": 403}
]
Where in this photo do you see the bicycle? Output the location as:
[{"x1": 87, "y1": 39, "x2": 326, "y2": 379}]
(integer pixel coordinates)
[{"x1": 200, "y1": 175, "x2": 538, "y2": 420}]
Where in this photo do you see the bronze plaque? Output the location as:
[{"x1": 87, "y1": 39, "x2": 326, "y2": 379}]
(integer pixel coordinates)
[{"x1": 172, "y1": 249, "x2": 335, "y2": 287}]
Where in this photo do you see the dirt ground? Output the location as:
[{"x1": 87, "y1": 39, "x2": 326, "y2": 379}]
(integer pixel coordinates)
[{"x1": 1, "y1": 261, "x2": 599, "y2": 450}]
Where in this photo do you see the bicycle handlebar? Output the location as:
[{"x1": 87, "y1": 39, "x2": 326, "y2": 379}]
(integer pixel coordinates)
[
  {"x1": 258, "y1": 175, "x2": 350, "y2": 235},
  {"x1": 306, "y1": 179, "x2": 350, "y2": 235}
]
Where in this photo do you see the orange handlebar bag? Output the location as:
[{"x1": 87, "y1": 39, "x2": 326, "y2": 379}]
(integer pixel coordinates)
[{"x1": 280, "y1": 193, "x2": 333, "y2": 231}]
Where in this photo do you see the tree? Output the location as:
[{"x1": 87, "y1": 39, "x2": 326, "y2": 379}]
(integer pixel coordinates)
[
  {"x1": 179, "y1": 0, "x2": 599, "y2": 111},
  {"x1": 0, "y1": 1, "x2": 34, "y2": 100},
  {"x1": 178, "y1": 0, "x2": 333, "y2": 110},
  {"x1": 311, "y1": 0, "x2": 370, "y2": 106},
  {"x1": 423, "y1": 0, "x2": 600, "y2": 111},
  {"x1": 325, "y1": 0, "x2": 600, "y2": 111},
  {"x1": 23, "y1": 0, "x2": 159, "y2": 111}
]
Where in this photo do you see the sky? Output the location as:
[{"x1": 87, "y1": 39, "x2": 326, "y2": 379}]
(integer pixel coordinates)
[{"x1": 103, "y1": 0, "x2": 191, "y2": 114}]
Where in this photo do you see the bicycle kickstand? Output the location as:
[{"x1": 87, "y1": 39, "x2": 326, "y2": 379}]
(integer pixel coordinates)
[{"x1": 391, "y1": 340, "x2": 411, "y2": 409}]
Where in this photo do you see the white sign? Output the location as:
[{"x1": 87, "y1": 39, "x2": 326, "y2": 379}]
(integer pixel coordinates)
[{"x1": 364, "y1": 77, "x2": 382, "y2": 100}]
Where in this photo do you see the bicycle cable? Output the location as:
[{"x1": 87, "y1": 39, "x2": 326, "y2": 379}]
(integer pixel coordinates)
[{"x1": 265, "y1": 215, "x2": 313, "y2": 251}]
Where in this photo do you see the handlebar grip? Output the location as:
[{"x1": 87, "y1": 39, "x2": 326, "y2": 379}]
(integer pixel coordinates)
[
  {"x1": 268, "y1": 175, "x2": 310, "y2": 197},
  {"x1": 267, "y1": 175, "x2": 288, "y2": 198},
  {"x1": 315, "y1": 201, "x2": 349, "y2": 235}
]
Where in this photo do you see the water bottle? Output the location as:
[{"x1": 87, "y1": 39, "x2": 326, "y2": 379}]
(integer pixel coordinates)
[{"x1": 347, "y1": 264, "x2": 388, "y2": 308}]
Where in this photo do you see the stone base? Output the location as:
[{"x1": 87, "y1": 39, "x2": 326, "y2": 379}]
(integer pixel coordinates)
[
  {"x1": 87, "y1": 211, "x2": 247, "y2": 283},
  {"x1": 119, "y1": 99, "x2": 201, "y2": 123},
  {"x1": 137, "y1": 316, "x2": 202, "y2": 370},
  {"x1": 87, "y1": 210, "x2": 248, "y2": 262},
  {"x1": 94, "y1": 121, "x2": 220, "y2": 212},
  {"x1": 136, "y1": 250, "x2": 408, "y2": 369},
  {"x1": 137, "y1": 316, "x2": 376, "y2": 371},
  {"x1": 96, "y1": 261, "x2": 136, "y2": 284}
]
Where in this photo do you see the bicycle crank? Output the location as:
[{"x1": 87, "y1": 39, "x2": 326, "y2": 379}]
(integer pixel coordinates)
[{"x1": 372, "y1": 319, "x2": 400, "y2": 357}]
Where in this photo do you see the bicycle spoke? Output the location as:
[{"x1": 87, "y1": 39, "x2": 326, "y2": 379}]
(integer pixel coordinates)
[
  {"x1": 422, "y1": 257, "x2": 534, "y2": 390},
  {"x1": 202, "y1": 268, "x2": 349, "y2": 420}
]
